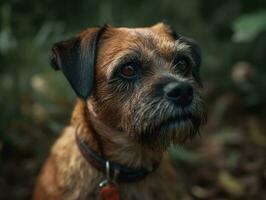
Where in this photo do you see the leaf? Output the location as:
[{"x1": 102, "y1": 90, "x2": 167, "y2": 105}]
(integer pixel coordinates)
[
  {"x1": 247, "y1": 117, "x2": 266, "y2": 146},
  {"x1": 218, "y1": 170, "x2": 245, "y2": 196},
  {"x1": 232, "y1": 11, "x2": 266, "y2": 42}
]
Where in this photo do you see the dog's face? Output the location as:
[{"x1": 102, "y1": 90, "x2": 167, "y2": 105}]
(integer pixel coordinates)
[{"x1": 51, "y1": 23, "x2": 207, "y2": 149}]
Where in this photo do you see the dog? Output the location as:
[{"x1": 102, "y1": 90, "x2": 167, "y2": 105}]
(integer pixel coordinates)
[{"x1": 33, "y1": 23, "x2": 206, "y2": 200}]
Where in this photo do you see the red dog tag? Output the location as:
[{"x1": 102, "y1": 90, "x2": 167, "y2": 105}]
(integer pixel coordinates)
[{"x1": 99, "y1": 181, "x2": 120, "y2": 200}]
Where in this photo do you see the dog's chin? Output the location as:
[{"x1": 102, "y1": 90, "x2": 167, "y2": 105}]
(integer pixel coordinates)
[{"x1": 137, "y1": 114, "x2": 202, "y2": 149}]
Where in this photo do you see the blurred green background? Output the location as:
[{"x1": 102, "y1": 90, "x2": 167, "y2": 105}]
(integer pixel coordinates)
[{"x1": 0, "y1": 0, "x2": 266, "y2": 199}]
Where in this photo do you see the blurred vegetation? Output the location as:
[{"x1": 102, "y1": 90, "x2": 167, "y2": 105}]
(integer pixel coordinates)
[{"x1": 0, "y1": 0, "x2": 266, "y2": 199}]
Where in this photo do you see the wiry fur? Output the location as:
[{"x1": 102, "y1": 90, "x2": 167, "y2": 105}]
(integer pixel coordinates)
[
  {"x1": 34, "y1": 23, "x2": 206, "y2": 200},
  {"x1": 34, "y1": 101, "x2": 177, "y2": 200}
]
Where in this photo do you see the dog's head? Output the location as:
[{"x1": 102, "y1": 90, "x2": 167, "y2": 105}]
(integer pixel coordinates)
[{"x1": 51, "y1": 23, "x2": 207, "y2": 149}]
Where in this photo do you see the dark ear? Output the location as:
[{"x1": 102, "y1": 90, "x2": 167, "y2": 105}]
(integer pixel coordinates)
[
  {"x1": 179, "y1": 36, "x2": 202, "y2": 85},
  {"x1": 50, "y1": 27, "x2": 106, "y2": 99}
]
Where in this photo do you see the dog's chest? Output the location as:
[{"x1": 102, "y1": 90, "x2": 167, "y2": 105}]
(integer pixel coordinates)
[{"x1": 53, "y1": 127, "x2": 176, "y2": 200}]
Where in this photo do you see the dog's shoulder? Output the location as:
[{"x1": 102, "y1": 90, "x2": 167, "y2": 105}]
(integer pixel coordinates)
[
  {"x1": 51, "y1": 126, "x2": 76, "y2": 154},
  {"x1": 35, "y1": 126, "x2": 98, "y2": 200}
]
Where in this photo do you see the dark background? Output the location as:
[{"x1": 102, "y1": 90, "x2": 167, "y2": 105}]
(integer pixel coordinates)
[{"x1": 0, "y1": 0, "x2": 266, "y2": 199}]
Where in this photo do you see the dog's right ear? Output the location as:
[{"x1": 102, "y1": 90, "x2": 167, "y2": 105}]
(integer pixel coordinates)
[{"x1": 50, "y1": 27, "x2": 107, "y2": 100}]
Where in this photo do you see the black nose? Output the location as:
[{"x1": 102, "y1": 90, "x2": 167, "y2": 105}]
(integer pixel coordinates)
[{"x1": 164, "y1": 82, "x2": 193, "y2": 106}]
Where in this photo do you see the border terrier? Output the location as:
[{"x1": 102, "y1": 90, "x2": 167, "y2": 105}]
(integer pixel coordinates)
[{"x1": 34, "y1": 23, "x2": 206, "y2": 200}]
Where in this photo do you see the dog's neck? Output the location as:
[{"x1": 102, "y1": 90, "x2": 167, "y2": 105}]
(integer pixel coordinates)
[{"x1": 71, "y1": 100, "x2": 163, "y2": 170}]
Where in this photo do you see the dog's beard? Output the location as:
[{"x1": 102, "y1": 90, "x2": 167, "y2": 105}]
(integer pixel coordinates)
[
  {"x1": 125, "y1": 92, "x2": 207, "y2": 150},
  {"x1": 138, "y1": 114, "x2": 204, "y2": 149}
]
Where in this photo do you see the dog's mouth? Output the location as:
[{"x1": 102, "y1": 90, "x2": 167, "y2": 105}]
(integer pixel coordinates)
[
  {"x1": 137, "y1": 112, "x2": 202, "y2": 147},
  {"x1": 156, "y1": 113, "x2": 199, "y2": 131},
  {"x1": 159, "y1": 114, "x2": 190, "y2": 128}
]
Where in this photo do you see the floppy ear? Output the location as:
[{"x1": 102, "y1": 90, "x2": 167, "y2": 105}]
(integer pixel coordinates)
[
  {"x1": 50, "y1": 27, "x2": 106, "y2": 99},
  {"x1": 179, "y1": 36, "x2": 202, "y2": 85}
]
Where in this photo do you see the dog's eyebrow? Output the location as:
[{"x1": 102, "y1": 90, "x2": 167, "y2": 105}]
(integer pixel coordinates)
[
  {"x1": 173, "y1": 41, "x2": 190, "y2": 54},
  {"x1": 172, "y1": 42, "x2": 196, "y2": 67},
  {"x1": 106, "y1": 50, "x2": 141, "y2": 79}
]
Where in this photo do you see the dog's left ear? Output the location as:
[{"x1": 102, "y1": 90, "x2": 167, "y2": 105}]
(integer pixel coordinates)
[{"x1": 50, "y1": 27, "x2": 107, "y2": 99}]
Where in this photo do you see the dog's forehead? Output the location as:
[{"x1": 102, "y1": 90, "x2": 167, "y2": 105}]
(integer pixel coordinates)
[
  {"x1": 96, "y1": 24, "x2": 191, "y2": 78},
  {"x1": 118, "y1": 24, "x2": 170, "y2": 39},
  {"x1": 115, "y1": 24, "x2": 176, "y2": 49},
  {"x1": 99, "y1": 23, "x2": 189, "y2": 53}
]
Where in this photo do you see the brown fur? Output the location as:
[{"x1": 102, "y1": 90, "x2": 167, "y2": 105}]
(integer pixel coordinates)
[
  {"x1": 34, "y1": 100, "x2": 177, "y2": 200},
  {"x1": 34, "y1": 23, "x2": 206, "y2": 200}
]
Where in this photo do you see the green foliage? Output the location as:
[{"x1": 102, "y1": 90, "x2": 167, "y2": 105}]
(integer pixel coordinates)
[{"x1": 233, "y1": 10, "x2": 266, "y2": 42}]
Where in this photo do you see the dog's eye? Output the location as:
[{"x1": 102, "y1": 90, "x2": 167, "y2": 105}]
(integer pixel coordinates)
[
  {"x1": 119, "y1": 64, "x2": 137, "y2": 78},
  {"x1": 174, "y1": 58, "x2": 191, "y2": 75}
]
